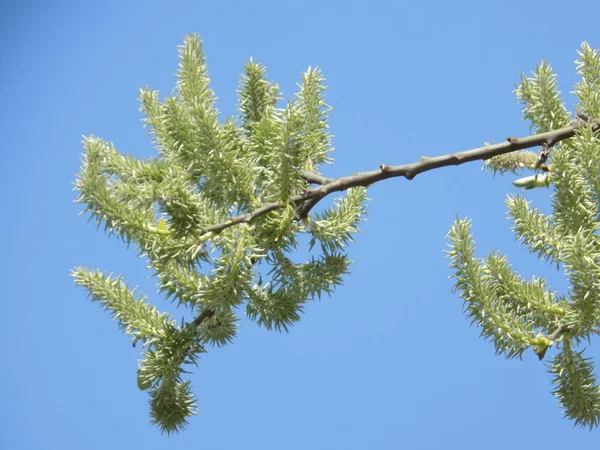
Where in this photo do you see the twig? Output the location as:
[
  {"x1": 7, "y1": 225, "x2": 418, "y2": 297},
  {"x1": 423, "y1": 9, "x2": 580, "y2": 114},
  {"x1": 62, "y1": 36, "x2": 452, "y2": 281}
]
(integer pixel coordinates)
[
  {"x1": 191, "y1": 309, "x2": 215, "y2": 326},
  {"x1": 198, "y1": 119, "x2": 600, "y2": 235},
  {"x1": 535, "y1": 323, "x2": 569, "y2": 360},
  {"x1": 301, "y1": 171, "x2": 334, "y2": 185},
  {"x1": 547, "y1": 323, "x2": 568, "y2": 342}
]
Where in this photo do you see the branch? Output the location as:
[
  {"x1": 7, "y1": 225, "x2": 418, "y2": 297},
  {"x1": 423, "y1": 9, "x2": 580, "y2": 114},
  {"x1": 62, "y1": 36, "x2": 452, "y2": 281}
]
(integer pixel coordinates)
[
  {"x1": 199, "y1": 119, "x2": 600, "y2": 235},
  {"x1": 547, "y1": 324, "x2": 567, "y2": 342},
  {"x1": 191, "y1": 309, "x2": 215, "y2": 326},
  {"x1": 295, "y1": 170, "x2": 333, "y2": 219},
  {"x1": 301, "y1": 171, "x2": 334, "y2": 185},
  {"x1": 534, "y1": 323, "x2": 569, "y2": 360}
]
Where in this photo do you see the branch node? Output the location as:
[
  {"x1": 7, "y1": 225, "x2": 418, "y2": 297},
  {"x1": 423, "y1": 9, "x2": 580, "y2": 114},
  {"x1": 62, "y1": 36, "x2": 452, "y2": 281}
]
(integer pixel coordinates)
[{"x1": 534, "y1": 324, "x2": 568, "y2": 360}]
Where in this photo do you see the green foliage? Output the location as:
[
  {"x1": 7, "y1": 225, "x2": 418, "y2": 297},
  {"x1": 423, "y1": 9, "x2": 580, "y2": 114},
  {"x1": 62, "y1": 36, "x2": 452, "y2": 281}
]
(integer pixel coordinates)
[
  {"x1": 73, "y1": 34, "x2": 366, "y2": 432},
  {"x1": 484, "y1": 150, "x2": 538, "y2": 175},
  {"x1": 515, "y1": 60, "x2": 571, "y2": 133},
  {"x1": 549, "y1": 342, "x2": 600, "y2": 428},
  {"x1": 149, "y1": 380, "x2": 197, "y2": 434},
  {"x1": 72, "y1": 268, "x2": 176, "y2": 346},
  {"x1": 574, "y1": 42, "x2": 600, "y2": 119},
  {"x1": 309, "y1": 187, "x2": 368, "y2": 252},
  {"x1": 447, "y1": 42, "x2": 600, "y2": 428}
]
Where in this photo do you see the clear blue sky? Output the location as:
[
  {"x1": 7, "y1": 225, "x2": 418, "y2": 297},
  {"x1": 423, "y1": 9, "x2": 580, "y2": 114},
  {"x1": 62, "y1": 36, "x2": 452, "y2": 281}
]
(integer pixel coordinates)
[{"x1": 2, "y1": 1, "x2": 600, "y2": 448}]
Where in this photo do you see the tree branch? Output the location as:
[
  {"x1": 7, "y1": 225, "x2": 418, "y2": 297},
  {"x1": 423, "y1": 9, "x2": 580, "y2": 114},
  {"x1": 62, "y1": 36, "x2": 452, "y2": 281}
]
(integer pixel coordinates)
[
  {"x1": 191, "y1": 120, "x2": 597, "y2": 344},
  {"x1": 301, "y1": 171, "x2": 334, "y2": 185},
  {"x1": 191, "y1": 309, "x2": 215, "y2": 326},
  {"x1": 534, "y1": 323, "x2": 569, "y2": 360},
  {"x1": 295, "y1": 171, "x2": 334, "y2": 219},
  {"x1": 547, "y1": 323, "x2": 568, "y2": 342},
  {"x1": 199, "y1": 119, "x2": 600, "y2": 235}
]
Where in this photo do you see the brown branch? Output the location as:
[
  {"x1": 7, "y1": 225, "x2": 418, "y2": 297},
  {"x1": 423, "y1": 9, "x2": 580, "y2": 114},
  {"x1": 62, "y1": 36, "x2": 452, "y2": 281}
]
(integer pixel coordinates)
[
  {"x1": 534, "y1": 323, "x2": 569, "y2": 360},
  {"x1": 301, "y1": 171, "x2": 334, "y2": 185},
  {"x1": 295, "y1": 196, "x2": 321, "y2": 220},
  {"x1": 191, "y1": 309, "x2": 215, "y2": 326},
  {"x1": 547, "y1": 324, "x2": 567, "y2": 342},
  {"x1": 199, "y1": 119, "x2": 600, "y2": 235},
  {"x1": 190, "y1": 120, "x2": 599, "y2": 327}
]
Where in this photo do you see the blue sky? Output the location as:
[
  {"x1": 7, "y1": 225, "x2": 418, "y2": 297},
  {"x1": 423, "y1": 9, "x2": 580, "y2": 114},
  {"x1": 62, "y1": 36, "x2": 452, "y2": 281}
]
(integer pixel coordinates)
[{"x1": 2, "y1": 1, "x2": 600, "y2": 448}]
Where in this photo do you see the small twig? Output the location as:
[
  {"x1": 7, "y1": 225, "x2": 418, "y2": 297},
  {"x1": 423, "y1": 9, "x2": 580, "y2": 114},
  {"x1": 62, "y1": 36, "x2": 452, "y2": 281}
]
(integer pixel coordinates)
[
  {"x1": 534, "y1": 323, "x2": 568, "y2": 360},
  {"x1": 547, "y1": 323, "x2": 567, "y2": 342},
  {"x1": 301, "y1": 171, "x2": 334, "y2": 185},
  {"x1": 534, "y1": 144, "x2": 552, "y2": 170},
  {"x1": 191, "y1": 309, "x2": 215, "y2": 327}
]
